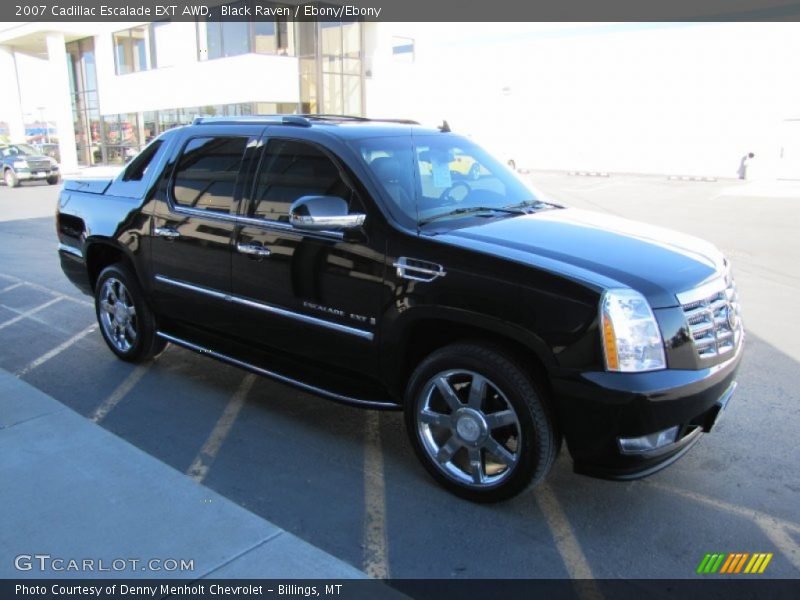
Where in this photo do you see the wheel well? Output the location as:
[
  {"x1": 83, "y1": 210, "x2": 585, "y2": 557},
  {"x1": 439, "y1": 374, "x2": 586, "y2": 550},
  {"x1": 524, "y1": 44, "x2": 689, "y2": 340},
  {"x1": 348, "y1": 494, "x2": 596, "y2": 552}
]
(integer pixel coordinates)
[
  {"x1": 400, "y1": 319, "x2": 552, "y2": 399},
  {"x1": 85, "y1": 243, "x2": 132, "y2": 291}
]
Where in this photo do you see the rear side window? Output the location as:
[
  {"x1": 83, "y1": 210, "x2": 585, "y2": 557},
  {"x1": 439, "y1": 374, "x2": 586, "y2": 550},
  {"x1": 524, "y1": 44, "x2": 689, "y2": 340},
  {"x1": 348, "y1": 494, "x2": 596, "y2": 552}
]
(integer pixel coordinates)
[
  {"x1": 122, "y1": 140, "x2": 163, "y2": 182},
  {"x1": 172, "y1": 136, "x2": 248, "y2": 214},
  {"x1": 250, "y1": 139, "x2": 353, "y2": 222}
]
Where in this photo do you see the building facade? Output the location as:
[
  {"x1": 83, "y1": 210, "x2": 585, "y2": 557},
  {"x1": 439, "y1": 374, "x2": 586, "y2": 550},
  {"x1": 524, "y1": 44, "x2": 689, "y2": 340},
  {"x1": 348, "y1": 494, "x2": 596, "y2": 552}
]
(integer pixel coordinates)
[{"x1": 0, "y1": 13, "x2": 381, "y2": 170}]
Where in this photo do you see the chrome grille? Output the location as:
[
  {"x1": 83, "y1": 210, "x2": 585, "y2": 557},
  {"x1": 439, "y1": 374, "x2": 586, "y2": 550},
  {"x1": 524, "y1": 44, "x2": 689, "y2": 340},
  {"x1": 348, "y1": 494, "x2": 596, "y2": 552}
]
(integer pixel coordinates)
[
  {"x1": 26, "y1": 159, "x2": 51, "y2": 171},
  {"x1": 680, "y1": 278, "x2": 742, "y2": 359}
]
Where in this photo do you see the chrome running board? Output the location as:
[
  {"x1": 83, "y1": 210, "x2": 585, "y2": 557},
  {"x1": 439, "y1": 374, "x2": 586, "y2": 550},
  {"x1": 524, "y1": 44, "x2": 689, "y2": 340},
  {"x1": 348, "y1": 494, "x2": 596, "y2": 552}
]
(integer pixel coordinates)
[{"x1": 156, "y1": 331, "x2": 399, "y2": 410}]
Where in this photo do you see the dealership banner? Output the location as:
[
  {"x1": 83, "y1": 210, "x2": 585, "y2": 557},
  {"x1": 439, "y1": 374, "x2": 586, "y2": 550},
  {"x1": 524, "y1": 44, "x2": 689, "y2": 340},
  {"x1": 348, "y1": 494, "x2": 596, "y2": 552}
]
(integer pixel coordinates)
[{"x1": 3, "y1": 0, "x2": 800, "y2": 22}]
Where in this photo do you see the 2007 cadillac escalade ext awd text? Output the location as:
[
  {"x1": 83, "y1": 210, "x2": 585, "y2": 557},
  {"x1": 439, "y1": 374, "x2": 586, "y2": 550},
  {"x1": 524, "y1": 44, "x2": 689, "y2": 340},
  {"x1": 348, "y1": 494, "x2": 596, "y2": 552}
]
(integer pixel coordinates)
[{"x1": 56, "y1": 115, "x2": 743, "y2": 501}]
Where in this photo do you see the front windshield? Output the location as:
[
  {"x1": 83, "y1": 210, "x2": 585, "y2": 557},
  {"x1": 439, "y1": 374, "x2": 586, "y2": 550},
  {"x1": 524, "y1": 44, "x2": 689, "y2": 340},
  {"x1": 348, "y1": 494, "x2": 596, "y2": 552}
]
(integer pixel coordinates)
[
  {"x1": 356, "y1": 134, "x2": 543, "y2": 228},
  {"x1": 1, "y1": 144, "x2": 39, "y2": 157}
]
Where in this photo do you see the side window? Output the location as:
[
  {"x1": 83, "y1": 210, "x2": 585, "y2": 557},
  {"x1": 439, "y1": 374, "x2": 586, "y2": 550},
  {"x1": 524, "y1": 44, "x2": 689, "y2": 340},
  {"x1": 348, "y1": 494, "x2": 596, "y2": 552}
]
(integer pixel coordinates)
[
  {"x1": 250, "y1": 139, "x2": 353, "y2": 222},
  {"x1": 122, "y1": 139, "x2": 163, "y2": 182},
  {"x1": 172, "y1": 136, "x2": 248, "y2": 214}
]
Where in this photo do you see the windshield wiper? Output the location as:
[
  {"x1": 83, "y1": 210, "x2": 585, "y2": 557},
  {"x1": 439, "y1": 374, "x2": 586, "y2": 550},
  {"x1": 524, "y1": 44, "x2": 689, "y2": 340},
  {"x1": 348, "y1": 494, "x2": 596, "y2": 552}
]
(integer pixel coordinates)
[
  {"x1": 419, "y1": 205, "x2": 525, "y2": 226},
  {"x1": 503, "y1": 199, "x2": 561, "y2": 211}
]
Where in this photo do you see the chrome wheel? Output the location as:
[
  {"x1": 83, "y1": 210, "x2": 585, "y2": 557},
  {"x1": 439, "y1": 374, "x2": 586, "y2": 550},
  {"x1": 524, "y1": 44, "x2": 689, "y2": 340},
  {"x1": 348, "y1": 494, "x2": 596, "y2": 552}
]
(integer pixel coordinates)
[
  {"x1": 416, "y1": 369, "x2": 522, "y2": 487},
  {"x1": 98, "y1": 277, "x2": 137, "y2": 353}
]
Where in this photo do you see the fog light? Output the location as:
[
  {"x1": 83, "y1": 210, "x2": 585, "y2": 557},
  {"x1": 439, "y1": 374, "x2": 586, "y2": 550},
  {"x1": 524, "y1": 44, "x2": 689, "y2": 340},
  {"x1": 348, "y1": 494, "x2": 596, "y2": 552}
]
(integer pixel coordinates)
[{"x1": 618, "y1": 426, "x2": 679, "y2": 455}]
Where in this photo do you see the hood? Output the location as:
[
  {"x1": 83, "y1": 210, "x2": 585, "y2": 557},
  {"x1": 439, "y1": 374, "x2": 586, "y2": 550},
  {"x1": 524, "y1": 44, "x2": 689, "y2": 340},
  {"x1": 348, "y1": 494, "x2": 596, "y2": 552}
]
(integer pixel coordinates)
[
  {"x1": 4, "y1": 152, "x2": 50, "y2": 162},
  {"x1": 437, "y1": 208, "x2": 725, "y2": 308}
]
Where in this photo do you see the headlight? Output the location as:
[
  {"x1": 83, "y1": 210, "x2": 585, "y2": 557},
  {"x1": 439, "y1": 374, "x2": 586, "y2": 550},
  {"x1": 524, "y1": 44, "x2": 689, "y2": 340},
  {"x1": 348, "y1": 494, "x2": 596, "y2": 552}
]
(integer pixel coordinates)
[
  {"x1": 600, "y1": 289, "x2": 666, "y2": 372},
  {"x1": 49, "y1": 158, "x2": 59, "y2": 169},
  {"x1": 13, "y1": 160, "x2": 28, "y2": 168}
]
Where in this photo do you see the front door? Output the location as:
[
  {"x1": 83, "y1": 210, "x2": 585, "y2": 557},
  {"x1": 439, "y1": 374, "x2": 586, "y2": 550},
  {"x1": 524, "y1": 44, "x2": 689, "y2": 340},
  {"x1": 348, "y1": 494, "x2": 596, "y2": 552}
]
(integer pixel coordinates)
[{"x1": 230, "y1": 134, "x2": 386, "y2": 376}]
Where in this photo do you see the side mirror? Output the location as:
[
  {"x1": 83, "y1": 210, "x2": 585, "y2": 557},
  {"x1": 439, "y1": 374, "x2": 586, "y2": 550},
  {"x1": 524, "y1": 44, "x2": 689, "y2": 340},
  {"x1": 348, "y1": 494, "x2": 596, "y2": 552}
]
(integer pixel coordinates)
[{"x1": 289, "y1": 196, "x2": 366, "y2": 231}]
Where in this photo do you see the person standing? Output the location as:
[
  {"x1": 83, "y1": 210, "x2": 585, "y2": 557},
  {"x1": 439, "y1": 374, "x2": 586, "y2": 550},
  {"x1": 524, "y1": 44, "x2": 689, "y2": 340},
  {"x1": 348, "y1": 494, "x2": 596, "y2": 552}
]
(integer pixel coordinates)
[{"x1": 738, "y1": 152, "x2": 754, "y2": 179}]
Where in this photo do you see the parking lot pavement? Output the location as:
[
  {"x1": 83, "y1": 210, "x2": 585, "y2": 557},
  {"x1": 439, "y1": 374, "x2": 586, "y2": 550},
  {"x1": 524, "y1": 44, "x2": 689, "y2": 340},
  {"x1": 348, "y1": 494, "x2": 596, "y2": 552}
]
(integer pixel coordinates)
[
  {"x1": 0, "y1": 175, "x2": 798, "y2": 581},
  {"x1": 0, "y1": 369, "x2": 366, "y2": 580}
]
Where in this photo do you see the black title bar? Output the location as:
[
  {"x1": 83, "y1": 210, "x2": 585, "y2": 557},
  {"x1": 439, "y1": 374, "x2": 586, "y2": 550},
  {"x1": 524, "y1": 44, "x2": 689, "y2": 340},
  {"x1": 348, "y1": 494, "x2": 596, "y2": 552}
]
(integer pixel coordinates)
[{"x1": 3, "y1": 0, "x2": 800, "y2": 22}]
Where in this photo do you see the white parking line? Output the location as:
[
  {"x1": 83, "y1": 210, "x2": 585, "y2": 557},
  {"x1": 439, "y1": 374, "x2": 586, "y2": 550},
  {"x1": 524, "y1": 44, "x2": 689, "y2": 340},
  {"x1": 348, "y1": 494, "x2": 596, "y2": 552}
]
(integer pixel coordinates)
[
  {"x1": 0, "y1": 282, "x2": 25, "y2": 293},
  {"x1": 15, "y1": 324, "x2": 97, "y2": 378},
  {"x1": 534, "y1": 484, "x2": 603, "y2": 599},
  {"x1": 363, "y1": 411, "x2": 390, "y2": 579},
  {"x1": 645, "y1": 480, "x2": 800, "y2": 534},
  {"x1": 187, "y1": 374, "x2": 256, "y2": 484},
  {"x1": 0, "y1": 297, "x2": 63, "y2": 331},
  {"x1": 90, "y1": 363, "x2": 153, "y2": 423},
  {"x1": 0, "y1": 273, "x2": 93, "y2": 308}
]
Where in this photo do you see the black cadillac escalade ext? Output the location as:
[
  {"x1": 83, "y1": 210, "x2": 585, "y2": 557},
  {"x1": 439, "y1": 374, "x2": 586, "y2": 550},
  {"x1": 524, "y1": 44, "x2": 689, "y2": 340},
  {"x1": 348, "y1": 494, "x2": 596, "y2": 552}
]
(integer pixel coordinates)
[{"x1": 56, "y1": 115, "x2": 743, "y2": 501}]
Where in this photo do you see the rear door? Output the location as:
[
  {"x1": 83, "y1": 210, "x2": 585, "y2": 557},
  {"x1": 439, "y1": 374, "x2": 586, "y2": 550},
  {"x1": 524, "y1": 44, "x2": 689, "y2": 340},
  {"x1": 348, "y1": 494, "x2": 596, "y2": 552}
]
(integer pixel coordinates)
[
  {"x1": 228, "y1": 131, "x2": 387, "y2": 376},
  {"x1": 149, "y1": 127, "x2": 260, "y2": 331}
]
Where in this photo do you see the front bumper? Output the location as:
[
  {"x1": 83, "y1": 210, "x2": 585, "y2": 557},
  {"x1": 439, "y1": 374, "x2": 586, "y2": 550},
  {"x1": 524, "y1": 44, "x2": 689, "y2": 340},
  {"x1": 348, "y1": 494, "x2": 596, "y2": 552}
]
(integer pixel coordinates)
[
  {"x1": 15, "y1": 168, "x2": 57, "y2": 180},
  {"x1": 551, "y1": 342, "x2": 743, "y2": 480}
]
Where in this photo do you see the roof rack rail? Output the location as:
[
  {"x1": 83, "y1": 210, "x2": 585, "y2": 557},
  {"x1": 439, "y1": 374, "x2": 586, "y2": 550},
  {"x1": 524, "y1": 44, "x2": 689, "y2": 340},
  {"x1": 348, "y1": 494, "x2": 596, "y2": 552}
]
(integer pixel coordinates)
[
  {"x1": 300, "y1": 114, "x2": 369, "y2": 121},
  {"x1": 299, "y1": 114, "x2": 420, "y2": 125},
  {"x1": 189, "y1": 114, "x2": 420, "y2": 127},
  {"x1": 191, "y1": 115, "x2": 311, "y2": 127}
]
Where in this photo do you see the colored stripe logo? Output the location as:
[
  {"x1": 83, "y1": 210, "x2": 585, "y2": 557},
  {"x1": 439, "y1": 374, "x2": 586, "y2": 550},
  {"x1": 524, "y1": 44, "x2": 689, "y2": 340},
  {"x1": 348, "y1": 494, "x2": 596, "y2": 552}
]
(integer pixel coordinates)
[{"x1": 697, "y1": 552, "x2": 773, "y2": 574}]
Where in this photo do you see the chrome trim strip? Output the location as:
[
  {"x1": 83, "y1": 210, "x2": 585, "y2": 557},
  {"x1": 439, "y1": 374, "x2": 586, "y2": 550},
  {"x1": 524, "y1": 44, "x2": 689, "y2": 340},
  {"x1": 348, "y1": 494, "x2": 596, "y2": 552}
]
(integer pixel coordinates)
[
  {"x1": 394, "y1": 257, "x2": 447, "y2": 282},
  {"x1": 154, "y1": 274, "x2": 373, "y2": 341},
  {"x1": 57, "y1": 243, "x2": 83, "y2": 259},
  {"x1": 675, "y1": 277, "x2": 726, "y2": 306},
  {"x1": 169, "y1": 205, "x2": 345, "y2": 241},
  {"x1": 156, "y1": 331, "x2": 397, "y2": 409}
]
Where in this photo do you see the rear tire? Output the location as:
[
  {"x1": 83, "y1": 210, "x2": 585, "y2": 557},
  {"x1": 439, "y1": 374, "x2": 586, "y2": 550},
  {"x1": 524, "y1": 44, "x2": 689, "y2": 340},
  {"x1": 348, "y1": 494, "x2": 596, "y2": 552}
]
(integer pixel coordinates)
[
  {"x1": 404, "y1": 342, "x2": 558, "y2": 502},
  {"x1": 4, "y1": 169, "x2": 19, "y2": 188},
  {"x1": 95, "y1": 264, "x2": 166, "y2": 362}
]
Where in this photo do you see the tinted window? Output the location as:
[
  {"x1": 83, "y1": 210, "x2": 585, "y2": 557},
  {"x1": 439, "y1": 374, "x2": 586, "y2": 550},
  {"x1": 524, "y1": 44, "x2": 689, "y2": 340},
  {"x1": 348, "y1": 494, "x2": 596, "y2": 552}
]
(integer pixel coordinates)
[
  {"x1": 172, "y1": 136, "x2": 248, "y2": 213},
  {"x1": 250, "y1": 139, "x2": 352, "y2": 222}
]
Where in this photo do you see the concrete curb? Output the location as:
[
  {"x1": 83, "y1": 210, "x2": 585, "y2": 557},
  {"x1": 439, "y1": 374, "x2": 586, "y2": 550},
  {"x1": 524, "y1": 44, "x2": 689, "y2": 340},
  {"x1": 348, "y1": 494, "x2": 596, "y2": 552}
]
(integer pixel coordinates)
[{"x1": 0, "y1": 368, "x2": 367, "y2": 580}]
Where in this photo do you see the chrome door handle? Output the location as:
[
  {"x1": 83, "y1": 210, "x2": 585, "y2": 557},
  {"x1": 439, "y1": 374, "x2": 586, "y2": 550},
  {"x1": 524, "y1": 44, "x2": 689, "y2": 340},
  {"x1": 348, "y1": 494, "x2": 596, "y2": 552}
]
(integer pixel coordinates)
[
  {"x1": 236, "y1": 242, "x2": 271, "y2": 258},
  {"x1": 154, "y1": 226, "x2": 181, "y2": 239}
]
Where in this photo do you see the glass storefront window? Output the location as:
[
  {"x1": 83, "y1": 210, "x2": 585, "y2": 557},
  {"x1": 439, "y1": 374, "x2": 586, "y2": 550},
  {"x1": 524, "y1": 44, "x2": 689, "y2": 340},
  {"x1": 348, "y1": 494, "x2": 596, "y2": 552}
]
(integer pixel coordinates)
[
  {"x1": 142, "y1": 112, "x2": 158, "y2": 144},
  {"x1": 254, "y1": 102, "x2": 298, "y2": 115},
  {"x1": 67, "y1": 37, "x2": 102, "y2": 166},
  {"x1": 315, "y1": 21, "x2": 364, "y2": 116},
  {"x1": 102, "y1": 113, "x2": 140, "y2": 164},
  {"x1": 221, "y1": 20, "x2": 251, "y2": 57},
  {"x1": 254, "y1": 16, "x2": 291, "y2": 55},
  {"x1": 113, "y1": 25, "x2": 151, "y2": 75},
  {"x1": 201, "y1": 2, "x2": 295, "y2": 60},
  {"x1": 342, "y1": 22, "x2": 361, "y2": 75}
]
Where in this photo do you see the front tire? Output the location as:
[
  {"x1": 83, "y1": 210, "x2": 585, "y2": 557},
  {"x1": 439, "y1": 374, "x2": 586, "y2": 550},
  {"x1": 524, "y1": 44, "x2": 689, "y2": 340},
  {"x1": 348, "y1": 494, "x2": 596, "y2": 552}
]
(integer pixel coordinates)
[
  {"x1": 95, "y1": 264, "x2": 166, "y2": 362},
  {"x1": 404, "y1": 342, "x2": 558, "y2": 502},
  {"x1": 46, "y1": 175, "x2": 60, "y2": 185},
  {"x1": 4, "y1": 169, "x2": 19, "y2": 188}
]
